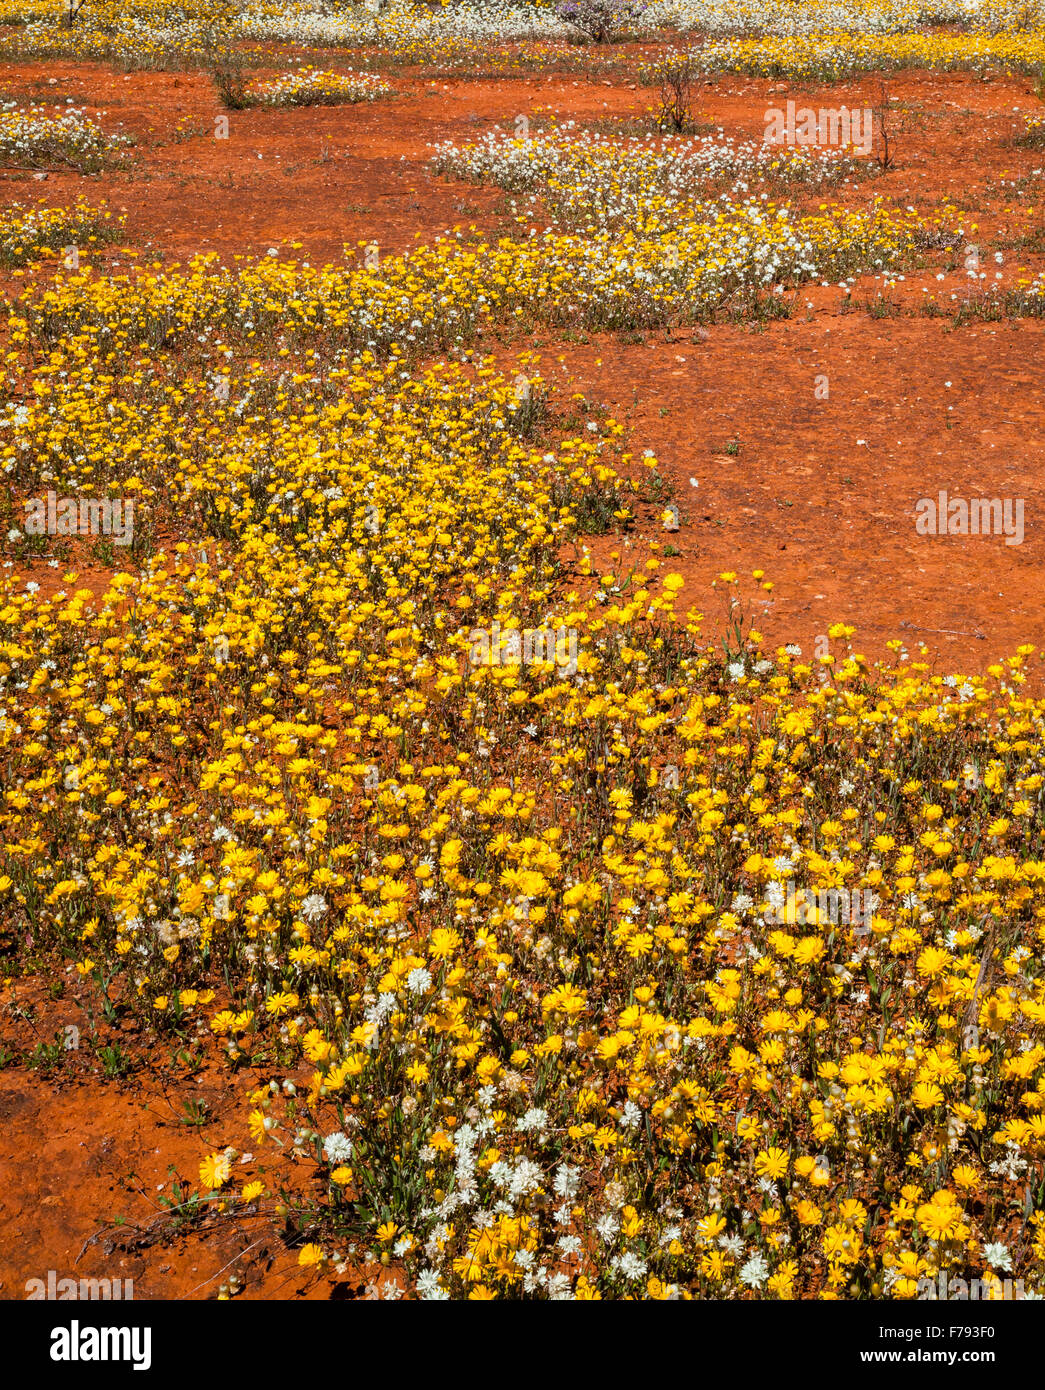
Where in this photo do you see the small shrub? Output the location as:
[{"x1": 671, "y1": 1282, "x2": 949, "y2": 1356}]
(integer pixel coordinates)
[
  {"x1": 1015, "y1": 112, "x2": 1045, "y2": 149},
  {"x1": 556, "y1": 0, "x2": 646, "y2": 44},
  {"x1": 655, "y1": 52, "x2": 701, "y2": 133},
  {"x1": 249, "y1": 68, "x2": 390, "y2": 108}
]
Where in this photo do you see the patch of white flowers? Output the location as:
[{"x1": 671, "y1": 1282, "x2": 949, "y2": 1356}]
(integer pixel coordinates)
[
  {"x1": 250, "y1": 67, "x2": 391, "y2": 107},
  {"x1": 0, "y1": 103, "x2": 132, "y2": 172},
  {"x1": 431, "y1": 124, "x2": 873, "y2": 236}
]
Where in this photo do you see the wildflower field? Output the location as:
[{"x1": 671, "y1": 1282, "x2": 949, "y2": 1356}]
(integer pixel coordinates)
[{"x1": 1, "y1": 0, "x2": 1045, "y2": 1312}]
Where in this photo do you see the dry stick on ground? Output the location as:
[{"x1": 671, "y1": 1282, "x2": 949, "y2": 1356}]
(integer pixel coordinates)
[
  {"x1": 656, "y1": 54, "x2": 701, "y2": 134},
  {"x1": 74, "y1": 1197, "x2": 276, "y2": 1268},
  {"x1": 178, "y1": 1234, "x2": 271, "y2": 1300},
  {"x1": 872, "y1": 76, "x2": 896, "y2": 171},
  {"x1": 898, "y1": 620, "x2": 988, "y2": 640}
]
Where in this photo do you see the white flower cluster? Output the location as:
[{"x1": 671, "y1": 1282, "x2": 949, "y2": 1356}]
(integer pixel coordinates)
[
  {"x1": 646, "y1": 0, "x2": 978, "y2": 35},
  {"x1": 250, "y1": 67, "x2": 391, "y2": 107},
  {"x1": 0, "y1": 103, "x2": 132, "y2": 173},
  {"x1": 322, "y1": 1131, "x2": 355, "y2": 1165},
  {"x1": 431, "y1": 124, "x2": 872, "y2": 235},
  {"x1": 237, "y1": 5, "x2": 380, "y2": 46},
  {"x1": 240, "y1": 0, "x2": 575, "y2": 46}
]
